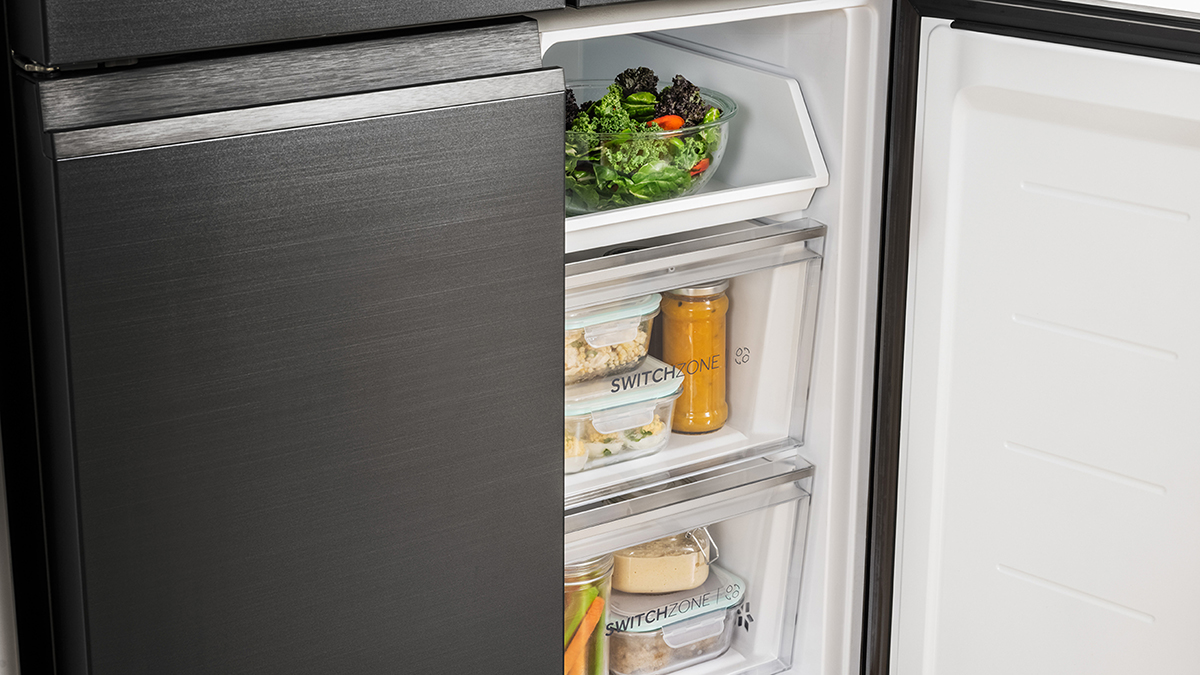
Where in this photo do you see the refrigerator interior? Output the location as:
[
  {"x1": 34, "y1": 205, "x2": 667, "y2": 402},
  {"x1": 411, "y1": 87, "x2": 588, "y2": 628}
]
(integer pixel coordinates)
[
  {"x1": 538, "y1": 0, "x2": 889, "y2": 673},
  {"x1": 0, "y1": 0, "x2": 889, "y2": 671}
]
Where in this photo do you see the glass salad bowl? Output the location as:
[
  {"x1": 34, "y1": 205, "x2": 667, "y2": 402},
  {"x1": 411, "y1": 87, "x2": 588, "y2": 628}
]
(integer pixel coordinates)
[{"x1": 565, "y1": 81, "x2": 738, "y2": 215}]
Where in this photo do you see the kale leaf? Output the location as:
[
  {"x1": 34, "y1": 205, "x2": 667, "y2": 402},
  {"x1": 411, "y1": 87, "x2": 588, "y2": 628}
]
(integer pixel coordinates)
[
  {"x1": 565, "y1": 87, "x2": 581, "y2": 129},
  {"x1": 654, "y1": 75, "x2": 717, "y2": 126},
  {"x1": 614, "y1": 67, "x2": 658, "y2": 98}
]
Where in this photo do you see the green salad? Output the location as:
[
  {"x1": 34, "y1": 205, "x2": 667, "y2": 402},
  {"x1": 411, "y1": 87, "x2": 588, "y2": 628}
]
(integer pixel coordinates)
[{"x1": 565, "y1": 68, "x2": 734, "y2": 214}]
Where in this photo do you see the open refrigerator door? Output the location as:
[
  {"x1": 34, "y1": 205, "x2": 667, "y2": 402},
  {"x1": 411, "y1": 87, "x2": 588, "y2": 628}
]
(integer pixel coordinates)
[{"x1": 534, "y1": 1, "x2": 891, "y2": 674}]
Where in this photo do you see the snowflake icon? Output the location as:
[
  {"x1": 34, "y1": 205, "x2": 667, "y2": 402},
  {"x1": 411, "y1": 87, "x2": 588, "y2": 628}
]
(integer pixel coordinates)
[{"x1": 735, "y1": 602, "x2": 754, "y2": 632}]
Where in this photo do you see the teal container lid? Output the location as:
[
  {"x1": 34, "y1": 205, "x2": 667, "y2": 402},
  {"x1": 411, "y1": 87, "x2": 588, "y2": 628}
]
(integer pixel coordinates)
[
  {"x1": 564, "y1": 356, "x2": 684, "y2": 420},
  {"x1": 565, "y1": 294, "x2": 662, "y2": 331},
  {"x1": 606, "y1": 565, "x2": 746, "y2": 639}
]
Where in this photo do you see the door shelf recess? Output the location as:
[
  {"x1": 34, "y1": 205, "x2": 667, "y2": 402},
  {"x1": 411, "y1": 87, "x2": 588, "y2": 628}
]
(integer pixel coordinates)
[{"x1": 545, "y1": 33, "x2": 828, "y2": 253}]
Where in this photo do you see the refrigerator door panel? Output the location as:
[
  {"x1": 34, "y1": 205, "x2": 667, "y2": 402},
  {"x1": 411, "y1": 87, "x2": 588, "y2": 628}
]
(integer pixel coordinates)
[
  {"x1": 26, "y1": 71, "x2": 564, "y2": 674},
  {"x1": 877, "y1": 4, "x2": 1200, "y2": 674},
  {"x1": 8, "y1": 0, "x2": 563, "y2": 67}
]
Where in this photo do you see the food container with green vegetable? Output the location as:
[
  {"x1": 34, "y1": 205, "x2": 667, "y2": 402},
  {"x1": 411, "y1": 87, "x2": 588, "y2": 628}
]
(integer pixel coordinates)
[
  {"x1": 607, "y1": 565, "x2": 746, "y2": 675},
  {"x1": 565, "y1": 554, "x2": 613, "y2": 675},
  {"x1": 565, "y1": 294, "x2": 661, "y2": 385},
  {"x1": 565, "y1": 73, "x2": 737, "y2": 215},
  {"x1": 565, "y1": 356, "x2": 684, "y2": 473}
]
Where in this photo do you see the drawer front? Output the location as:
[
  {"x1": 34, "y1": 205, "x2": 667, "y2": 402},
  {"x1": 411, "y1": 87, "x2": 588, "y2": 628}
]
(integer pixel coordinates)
[
  {"x1": 45, "y1": 71, "x2": 564, "y2": 675},
  {"x1": 13, "y1": 0, "x2": 563, "y2": 66}
]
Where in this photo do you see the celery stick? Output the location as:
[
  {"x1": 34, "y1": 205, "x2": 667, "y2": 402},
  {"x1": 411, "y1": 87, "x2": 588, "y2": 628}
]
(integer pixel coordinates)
[
  {"x1": 591, "y1": 603, "x2": 606, "y2": 675},
  {"x1": 565, "y1": 587, "x2": 598, "y2": 649}
]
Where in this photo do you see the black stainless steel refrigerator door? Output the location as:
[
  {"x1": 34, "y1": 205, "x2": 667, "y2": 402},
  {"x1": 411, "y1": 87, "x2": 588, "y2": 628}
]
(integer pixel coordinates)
[
  {"x1": 7, "y1": 0, "x2": 564, "y2": 67},
  {"x1": 867, "y1": 1, "x2": 1200, "y2": 674},
  {"x1": 11, "y1": 49, "x2": 565, "y2": 675}
]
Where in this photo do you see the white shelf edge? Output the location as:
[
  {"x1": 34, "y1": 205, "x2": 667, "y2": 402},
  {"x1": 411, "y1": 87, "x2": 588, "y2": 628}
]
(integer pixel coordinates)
[{"x1": 566, "y1": 179, "x2": 820, "y2": 253}]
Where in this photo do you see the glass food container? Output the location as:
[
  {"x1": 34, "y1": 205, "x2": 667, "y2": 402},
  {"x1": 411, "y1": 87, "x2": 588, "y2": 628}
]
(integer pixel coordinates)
[
  {"x1": 607, "y1": 565, "x2": 746, "y2": 675},
  {"x1": 661, "y1": 282, "x2": 730, "y2": 434},
  {"x1": 565, "y1": 82, "x2": 737, "y2": 215},
  {"x1": 565, "y1": 294, "x2": 661, "y2": 385},
  {"x1": 612, "y1": 528, "x2": 717, "y2": 594},
  {"x1": 565, "y1": 357, "x2": 685, "y2": 473},
  {"x1": 565, "y1": 554, "x2": 614, "y2": 675}
]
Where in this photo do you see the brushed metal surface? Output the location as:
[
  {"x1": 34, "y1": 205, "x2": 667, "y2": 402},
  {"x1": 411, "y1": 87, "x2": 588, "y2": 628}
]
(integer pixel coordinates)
[
  {"x1": 564, "y1": 222, "x2": 824, "y2": 312},
  {"x1": 37, "y1": 19, "x2": 545, "y2": 131},
  {"x1": 50, "y1": 87, "x2": 564, "y2": 674},
  {"x1": 564, "y1": 438, "x2": 815, "y2": 519},
  {"x1": 570, "y1": 0, "x2": 642, "y2": 6},
  {"x1": 53, "y1": 69, "x2": 564, "y2": 157},
  {"x1": 12, "y1": 0, "x2": 563, "y2": 66}
]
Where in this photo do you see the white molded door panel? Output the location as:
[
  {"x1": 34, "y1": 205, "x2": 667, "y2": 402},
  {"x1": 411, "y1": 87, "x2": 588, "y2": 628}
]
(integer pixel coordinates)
[{"x1": 895, "y1": 22, "x2": 1200, "y2": 675}]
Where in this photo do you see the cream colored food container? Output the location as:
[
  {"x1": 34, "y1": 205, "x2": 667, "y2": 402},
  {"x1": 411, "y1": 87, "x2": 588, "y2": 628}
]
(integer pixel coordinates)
[{"x1": 611, "y1": 528, "x2": 717, "y2": 594}]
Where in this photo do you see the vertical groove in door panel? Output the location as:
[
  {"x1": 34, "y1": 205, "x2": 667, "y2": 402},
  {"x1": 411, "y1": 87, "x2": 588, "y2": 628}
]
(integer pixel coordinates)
[{"x1": 52, "y1": 91, "x2": 563, "y2": 675}]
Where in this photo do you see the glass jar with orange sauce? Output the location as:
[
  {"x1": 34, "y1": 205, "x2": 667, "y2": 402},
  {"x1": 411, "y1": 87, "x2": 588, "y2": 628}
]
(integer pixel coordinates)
[{"x1": 660, "y1": 281, "x2": 729, "y2": 434}]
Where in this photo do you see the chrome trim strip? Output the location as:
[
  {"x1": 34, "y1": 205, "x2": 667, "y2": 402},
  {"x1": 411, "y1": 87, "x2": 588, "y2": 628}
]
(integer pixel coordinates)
[
  {"x1": 52, "y1": 69, "x2": 563, "y2": 158},
  {"x1": 565, "y1": 446, "x2": 813, "y2": 533},
  {"x1": 565, "y1": 219, "x2": 826, "y2": 311}
]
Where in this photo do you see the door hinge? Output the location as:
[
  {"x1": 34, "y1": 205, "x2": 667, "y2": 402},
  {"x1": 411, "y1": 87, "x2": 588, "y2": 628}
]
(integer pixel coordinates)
[{"x1": 12, "y1": 51, "x2": 57, "y2": 73}]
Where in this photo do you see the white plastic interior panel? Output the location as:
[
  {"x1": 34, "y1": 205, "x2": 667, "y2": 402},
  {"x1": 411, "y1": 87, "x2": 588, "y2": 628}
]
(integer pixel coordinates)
[
  {"x1": 896, "y1": 23, "x2": 1200, "y2": 675},
  {"x1": 545, "y1": 33, "x2": 828, "y2": 252}
]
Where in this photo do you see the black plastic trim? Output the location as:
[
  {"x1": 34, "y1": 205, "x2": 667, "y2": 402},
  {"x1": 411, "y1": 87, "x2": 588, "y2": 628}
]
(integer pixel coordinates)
[
  {"x1": 865, "y1": 1, "x2": 1200, "y2": 674},
  {"x1": 917, "y1": 0, "x2": 1200, "y2": 56},
  {"x1": 952, "y1": 18, "x2": 1200, "y2": 65}
]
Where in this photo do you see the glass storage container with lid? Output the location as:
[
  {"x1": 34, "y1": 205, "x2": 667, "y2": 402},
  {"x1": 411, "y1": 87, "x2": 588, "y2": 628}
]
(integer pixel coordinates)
[
  {"x1": 607, "y1": 565, "x2": 747, "y2": 675},
  {"x1": 564, "y1": 356, "x2": 685, "y2": 473},
  {"x1": 565, "y1": 294, "x2": 661, "y2": 385},
  {"x1": 565, "y1": 554, "x2": 614, "y2": 675}
]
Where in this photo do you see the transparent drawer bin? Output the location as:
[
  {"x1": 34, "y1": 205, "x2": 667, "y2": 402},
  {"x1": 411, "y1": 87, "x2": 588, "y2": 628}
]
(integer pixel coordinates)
[
  {"x1": 565, "y1": 357, "x2": 684, "y2": 473},
  {"x1": 566, "y1": 294, "x2": 661, "y2": 385},
  {"x1": 608, "y1": 565, "x2": 746, "y2": 675}
]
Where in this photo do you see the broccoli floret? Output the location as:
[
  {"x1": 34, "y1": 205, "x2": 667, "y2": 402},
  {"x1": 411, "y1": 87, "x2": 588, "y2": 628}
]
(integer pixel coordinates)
[
  {"x1": 654, "y1": 75, "x2": 718, "y2": 126},
  {"x1": 614, "y1": 67, "x2": 658, "y2": 98}
]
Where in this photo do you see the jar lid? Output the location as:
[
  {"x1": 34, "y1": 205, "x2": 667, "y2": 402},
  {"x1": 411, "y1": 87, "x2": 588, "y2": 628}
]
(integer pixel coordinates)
[
  {"x1": 665, "y1": 280, "x2": 729, "y2": 297},
  {"x1": 606, "y1": 565, "x2": 746, "y2": 636},
  {"x1": 564, "y1": 356, "x2": 685, "y2": 419},
  {"x1": 565, "y1": 554, "x2": 614, "y2": 583},
  {"x1": 565, "y1": 294, "x2": 662, "y2": 330}
]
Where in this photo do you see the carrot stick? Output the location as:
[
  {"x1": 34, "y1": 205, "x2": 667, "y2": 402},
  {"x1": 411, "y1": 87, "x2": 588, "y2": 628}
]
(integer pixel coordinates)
[
  {"x1": 566, "y1": 647, "x2": 585, "y2": 675},
  {"x1": 564, "y1": 587, "x2": 598, "y2": 648},
  {"x1": 563, "y1": 596, "x2": 605, "y2": 675}
]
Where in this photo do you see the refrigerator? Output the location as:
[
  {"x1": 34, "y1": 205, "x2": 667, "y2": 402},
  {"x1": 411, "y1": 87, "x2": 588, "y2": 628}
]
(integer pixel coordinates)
[{"x1": 1, "y1": 0, "x2": 1197, "y2": 673}]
